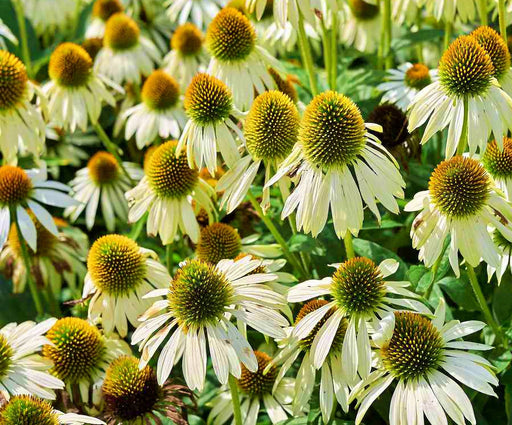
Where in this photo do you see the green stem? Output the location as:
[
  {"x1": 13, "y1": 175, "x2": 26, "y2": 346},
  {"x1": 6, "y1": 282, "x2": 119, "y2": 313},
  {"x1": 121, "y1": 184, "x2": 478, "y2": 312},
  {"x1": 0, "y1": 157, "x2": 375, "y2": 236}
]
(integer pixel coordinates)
[
  {"x1": 247, "y1": 190, "x2": 307, "y2": 278},
  {"x1": 415, "y1": 8, "x2": 424, "y2": 63},
  {"x1": 12, "y1": 0, "x2": 32, "y2": 77},
  {"x1": 456, "y1": 98, "x2": 469, "y2": 156},
  {"x1": 424, "y1": 251, "x2": 444, "y2": 300},
  {"x1": 343, "y1": 232, "x2": 355, "y2": 259},
  {"x1": 330, "y1": 12, "x2": 338, "y2": 90},
  {"x1": 322, "y1": 22, "x2": 332, "y2": 90},
  {"x1": 166, "y1": 244, "x2": 173, "y2": 274},
  {"x1": 93, "y1": 123, "x2": 135, "y2": 186},
  {"x1": 228, "y1": 375, "x2": 243, "y2": 425},
  {"x1": 297, "y1": 12, "x2": 319, "y2": 96},
  {"x1": 478, "y1": 0, "x2": 488, "y2": 26},
  {"x1": 443, "y1": 20, "x2": 453, "y2": 51},
  {"x1": 466, "y1": 265, "x2": 508, "y2": 348},
  {"x1": 128, "y1": 212, "x2": 148, "y2": 242},
  {"x1": 45, "y1": 284, "x2": 62, "y2": 317},
  {"x1": 383, "y1": 0, "x2": 393, "y2": 68},
  {"x1": 499, "y1": 0, "x2": 508, "y2": 42},
  {"x1": 13, "y1": 211, "x2": 44, "y2": 316}
]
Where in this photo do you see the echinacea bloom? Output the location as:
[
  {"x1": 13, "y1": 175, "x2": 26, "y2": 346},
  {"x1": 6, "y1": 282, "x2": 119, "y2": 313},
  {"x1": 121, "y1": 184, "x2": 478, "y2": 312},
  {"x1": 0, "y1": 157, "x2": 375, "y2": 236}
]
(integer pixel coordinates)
[
  {"x1": 86, "y1": 0, "x2": 124, "y2": 38},
  {"x1": 0, "y1": 51, "x2": 45, "y2": 164},
  {"x1": 163, "y1": 23, "x2": 209, "y2": 87},
  {"x1": 351, "y1": 302, "x2": 498, "y2": 425},
  {"x1": 21, "y1": 0, "x2": 77, "y2": 38},
  {"x1": 421, "y1": 0, "x2": 479, "y2": 23},
  {"x1": 65, "y1": 152, "x2": 143, "y2": 232},
  {"x1": 95, "y1": 13, "x2": 161, "y2": 85},
  {"x1": 208, "y1": 351, "x2": 296, "y2": 425},
  {"x1": 340, "y1": 0, "x2": 381, "y2": 53},
  {"x1": 83, "y1": 234, "x2": 171, "y2": 337},
  {"x1": 0, "y1": 395, "x2": 104, "y2": 424},
  {"x1": 471, "y1": 26, "x2": 512, "y2": 97},
  {"x1": 178, "y1": 73, "x2": 242, "y2": 175},
  {"x1": 378, "y1": 63, "x2": 437, "y2": 110},
  {"x1": 120, "y1": 70, "x2": 186, "y2": 148},
  {"x1": 102, "y1": 356, "x2": 194, "y2": 425},
  {"x1": 126, "y1": 140, "x2": 215, "y2": 244},
  {"x1": 195, "y1": 222, "x2": 282, "y2": 264},
  {"x1": 42, "y1": 317, "x2": 130, "y2": 403},
  {"x1": 206, "y1": 7, "x2": 280, "y2": 110},
  {"x1": 0, "y1": 165, "x2": 77, "y2": 252},
  {"x1": 0, "y1": 213, "x2": 87, "y2": 294},
  {"x1": 408, "y1": 36, "x2": 512, "y2": 157},
  {"x1": 268, "y1": 91, "x2": 405, "y2": 239},
  {"x1": 45, "y1": 126, "x2": 96, "y2": 179},
  {"x1": 288, "y1": 257, "x2": 428, "y2": 385},
  {"x1": 43, "y1": 43, "x2": 118, "y2": 132},
  {"x1": 270, "y1": 300, "x2": 349, "y2": 423},
  {"x1": 165, "y1": 0, "x2": 224, "y2": 29},
  {"x1": 131, "y1": 257, "x2": 288, "y2": 391},
  {"x1": 0, "y1": 319, "x2": 64, "y2": 400},
  {"x1": 217, "y1": 90, "x2": 299, "y2": 213},
  {"x1": 406, "y1": 156, "x2": 512, "y2": 276},
  {"x1": 367, "y1": 104, "x2": 421, "y2": 170}
]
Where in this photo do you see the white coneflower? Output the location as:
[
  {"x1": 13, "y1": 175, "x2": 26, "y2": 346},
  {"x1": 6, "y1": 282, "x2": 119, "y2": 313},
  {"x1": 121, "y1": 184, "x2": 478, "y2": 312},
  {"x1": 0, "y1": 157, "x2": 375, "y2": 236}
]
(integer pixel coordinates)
[
  {"x1": 120, "y1": 70, "x2": 186, "y2": 148},
  {"x1": 0, "y1": 20, "x2": 16, "y2": 49},
  {"x1": 163, "y1": 23, "x2": 209, "y2": 87},
  {"x1": 208, "y1": 351, "x2": 296, "y2": 425},
  {"x1": 405, "y1": 156, "x2": 512, "y2": 276},
  {"x1": 479, "y1": 138, "x2": 512, "y2": 283},
  {"x1": 268, "y1": 91, "x2": 405, "y2": 239},
  {"x1": 270, "y1": 300, "x2": 349, "y2": 423},
  {"x1": 131, "y1": 256, "x2": 288, "y2": 391},
  {"x1": 22, "y1": 0, "x2": 77, "y2": 38},
  {"x1": 340, "y1": 0, "x2": 382, "y2": 53},
  {"x1": 288, "y1": 257, "x2": 428, "y2": 385},
  {"x1": 126, "y1": 140, "x2": 215, "y2": 244},
  {"x1": 43, "y1": 317, "x2": 130, "y2": 403},
  {"x1": 393, "y1": 0, "x2": 419, "y2": 25},
  {"x1": 206, "y1": 7, "x2": 280, "y2": 110},
  {"x1": 0, "y1": 165, "x2": 77, "y2": 252},
  {"x1": 65, "y1": 151, "x2": 142, "y2": 232},
  {"x1": 0, "y1": 51, "x2": 45, "y2": 164},
  {"x1": 165, "y1": 0, "x2": 225, "y2": 29},
  {"x1": 272, "y1": 0, "x2": 333, "y2": 28},
  {"x1": 217, "y1": 90, "x2": 299, "y2": 213},
  {"x1": 45, "y1": 126, "x2": 98, "y2": 179},
  {"x1": 178, "y1": 73, "x2": 242, "y2": 175},
  {"x1": 195, "y1": 222, "x2": 282, "y2": 264},
  {"x1": 0, "y1": 213, "x2": 87, "y2": 294},
  {"x1": 378, "y1": 63, "x2": 437, "y2": 110},
  {"x1": 83, "y1": 234, "x2": 171, "y2": 337},
  {"x1": 0, "y1": 319, "x2": 64, "y2": 400},
  {"x1": 352, "y1": 301, "x2": 497, "y2": 425},
  {"x1": 86, "y1": 0, "x2": 124, "y2": 38},
  {"x1": 421, "y1": 0, "x2": 479, "y2": 23},
  {"x1": 94, "y1": 13, "x2": 161, "y2": 85},
  {"x1": 0, "y1": 395, "x2": 104, "y2": 424},
  {"x1": 102, "y1": 356, "x2": 194, "y2": 425},
  {"x1": 43, "y1": 43, "x2": 118, "y2": 133},
  {"x1": 408, "y1": 35, "x2": 512, "y2": 157},
  {"x1": 471, "y1": 26, "x2": 512, "y2": 97}
]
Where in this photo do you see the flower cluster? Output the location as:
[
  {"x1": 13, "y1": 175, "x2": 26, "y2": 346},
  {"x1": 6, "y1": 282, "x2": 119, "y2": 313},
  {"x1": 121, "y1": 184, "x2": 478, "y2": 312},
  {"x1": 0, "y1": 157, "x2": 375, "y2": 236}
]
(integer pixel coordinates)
[{"x1": 0, "y1": 1, "x2": 509, "y2": 425}]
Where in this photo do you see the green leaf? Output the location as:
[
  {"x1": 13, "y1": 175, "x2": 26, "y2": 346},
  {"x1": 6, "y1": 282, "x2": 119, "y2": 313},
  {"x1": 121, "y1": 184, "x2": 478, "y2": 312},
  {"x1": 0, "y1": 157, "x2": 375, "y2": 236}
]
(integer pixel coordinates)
[
  {"x1": 289, "y1": 233, "x2": 326, "y2": 256},
  {"x1": 437, "y1": 275, "x2": 480, "y2": 311},
  {"x1": 492, "y1": 275, "x2": 512, "y2": 324},
  {"x1": 352, "y1": 239, "x2": 408, "y2": 280}
]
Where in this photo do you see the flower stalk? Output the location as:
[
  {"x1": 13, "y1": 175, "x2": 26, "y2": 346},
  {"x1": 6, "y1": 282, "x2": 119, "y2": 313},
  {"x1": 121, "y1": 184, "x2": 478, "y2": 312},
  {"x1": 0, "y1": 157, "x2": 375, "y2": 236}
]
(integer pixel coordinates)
[
  {"x1": 247, "y1": 190, "x2": 307, "y2": 278},
  {"x1": 12, "y1": 210, "x2": 44, "y2": 316},
  {"x1": 297, "y1": 12, "x2": 318, "y2": 95}
]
